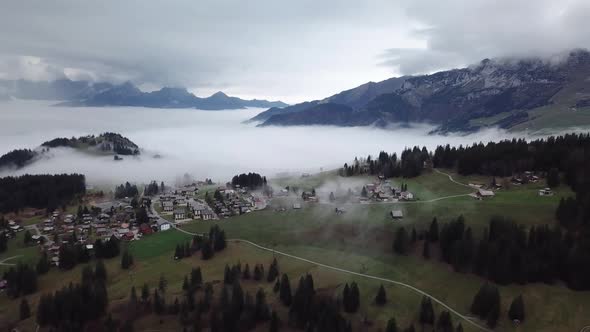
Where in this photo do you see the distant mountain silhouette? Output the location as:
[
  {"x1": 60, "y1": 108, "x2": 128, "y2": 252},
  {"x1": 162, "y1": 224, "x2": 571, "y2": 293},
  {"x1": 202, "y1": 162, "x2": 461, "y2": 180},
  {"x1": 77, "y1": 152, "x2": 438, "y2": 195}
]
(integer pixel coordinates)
[{"x1": 0, "y1": 79, "x2": 287, "y2": 110}]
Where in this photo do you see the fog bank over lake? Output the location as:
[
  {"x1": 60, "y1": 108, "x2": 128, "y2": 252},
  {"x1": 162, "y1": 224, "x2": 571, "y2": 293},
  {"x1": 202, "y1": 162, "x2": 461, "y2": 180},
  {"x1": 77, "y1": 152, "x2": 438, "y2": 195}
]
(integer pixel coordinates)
[{"x1": 0, "y1": 100, "x2": 531, "y2": 186}]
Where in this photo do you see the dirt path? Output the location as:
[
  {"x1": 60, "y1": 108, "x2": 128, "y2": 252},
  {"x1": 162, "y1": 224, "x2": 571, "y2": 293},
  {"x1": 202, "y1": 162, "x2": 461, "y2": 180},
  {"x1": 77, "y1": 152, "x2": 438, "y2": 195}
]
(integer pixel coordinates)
[
  {"x1": 164, "y1": 171, "x2": 490, "y2": 331},
  {"x1": 433, "y1": 169, "x2": 472, "y2": 188},
  {"x1": 0, "y1": 255, "x2": 22, "y2": 266},
  {"x1": 170, "y1": 224, "x2": 490, "y2": 332}
]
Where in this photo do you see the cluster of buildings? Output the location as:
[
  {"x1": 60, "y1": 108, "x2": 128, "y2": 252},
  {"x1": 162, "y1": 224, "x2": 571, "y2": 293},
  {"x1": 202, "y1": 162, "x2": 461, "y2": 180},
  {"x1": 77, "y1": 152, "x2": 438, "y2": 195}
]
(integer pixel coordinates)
[
  {"x1": 209, "y1": 188, "x2": 264, "y2": 218},
  {"x1": 360, "y1": 180, "x2": 414, "y2": 203},
  {"x1": 159, "y1": 193, "x2": 215, "y2": 221},
  {"x1": 511, "y1": 171, "x2": 540, "y2": 185}
]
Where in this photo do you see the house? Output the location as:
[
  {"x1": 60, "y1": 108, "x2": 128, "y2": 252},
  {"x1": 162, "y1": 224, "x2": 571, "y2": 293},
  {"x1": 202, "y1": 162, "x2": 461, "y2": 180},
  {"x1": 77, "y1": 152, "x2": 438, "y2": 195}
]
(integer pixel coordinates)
[
  {"x1": 293, "y1": 203, "x2": 302, "y2": 209},
  {"x1": 400, "y1": 191, "x2": 414, "y2": 201},
  {"x1": 162, "y1": 201, "x2": 174, "y2": 212},
  {"x1": 539, "y1": 188, "x2": 554, "y2": 196},
  {"x1": 390, "y1": 210, "x2": 403, "y2": 219},
  {"x1": 201, "y1": 211, "x2": 214, "y2": 221},
  {"x1": 174, "y1": 209, "x2": 186, "y2": 220},
  {"x1": 477, "y1": 189, "x2": 495, "y2": 198},
  {"x1": 160, "y1": 223, "x2": 171, "y2": 231}
]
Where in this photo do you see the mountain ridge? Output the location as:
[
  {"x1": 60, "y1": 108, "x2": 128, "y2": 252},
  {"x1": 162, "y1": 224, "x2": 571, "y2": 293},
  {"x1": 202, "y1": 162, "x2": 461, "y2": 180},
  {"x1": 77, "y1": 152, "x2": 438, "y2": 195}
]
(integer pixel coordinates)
[
  {"x1": 253, "y1": 49, "x2": 590, "y2": 132},
  {"x1": 0, "y1": 79, "x2": 288, "y2": 110}
]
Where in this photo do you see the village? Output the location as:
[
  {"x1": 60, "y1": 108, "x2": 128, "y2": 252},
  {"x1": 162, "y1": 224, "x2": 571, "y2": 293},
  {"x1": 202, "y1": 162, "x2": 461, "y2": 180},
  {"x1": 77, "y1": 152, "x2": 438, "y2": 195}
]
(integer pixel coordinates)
[{"x1": 0, "y1": 169, "x2": 554, "y2": 270}]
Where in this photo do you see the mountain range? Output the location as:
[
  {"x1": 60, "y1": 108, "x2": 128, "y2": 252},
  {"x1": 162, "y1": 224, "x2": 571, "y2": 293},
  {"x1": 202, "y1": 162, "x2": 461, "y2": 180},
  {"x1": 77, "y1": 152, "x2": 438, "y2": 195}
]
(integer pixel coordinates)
[
  {"x1": 0, "y1": 79, "x2": 288, "y2": 110},
  {"x1": 253, "y1": 49, "x2": 590, "y2": 132}
]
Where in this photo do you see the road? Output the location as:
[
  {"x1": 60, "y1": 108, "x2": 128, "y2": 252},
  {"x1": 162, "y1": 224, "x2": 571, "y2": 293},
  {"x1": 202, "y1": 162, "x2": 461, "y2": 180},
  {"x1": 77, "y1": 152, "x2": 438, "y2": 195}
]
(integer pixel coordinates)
[
  {"x1": 0, "y1": 255, "x2": 22, "y2": 266},
  {"x1": 433, "y1": 169, "x2": 472, "y2": 188},
  {"x1": 155, "y1": 170, "x2": 491, "y2": 331},
  {"x1": 169, "y1": 223, "x2": 491, "y2": 332}
]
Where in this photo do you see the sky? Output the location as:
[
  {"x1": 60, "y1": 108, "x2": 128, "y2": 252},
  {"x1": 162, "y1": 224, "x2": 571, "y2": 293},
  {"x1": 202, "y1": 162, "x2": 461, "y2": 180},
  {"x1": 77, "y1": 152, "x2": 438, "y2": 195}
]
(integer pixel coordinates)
[{"x1": 0, "y1": 0, "x2": 589, "y2": 103}]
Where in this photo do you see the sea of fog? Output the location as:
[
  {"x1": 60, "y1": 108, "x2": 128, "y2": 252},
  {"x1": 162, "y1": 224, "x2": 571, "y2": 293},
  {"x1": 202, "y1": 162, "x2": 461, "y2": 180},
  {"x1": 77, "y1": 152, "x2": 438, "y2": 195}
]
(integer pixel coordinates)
[{"x1": 0, "y1": 99, "x2": 537, "y2": 187}]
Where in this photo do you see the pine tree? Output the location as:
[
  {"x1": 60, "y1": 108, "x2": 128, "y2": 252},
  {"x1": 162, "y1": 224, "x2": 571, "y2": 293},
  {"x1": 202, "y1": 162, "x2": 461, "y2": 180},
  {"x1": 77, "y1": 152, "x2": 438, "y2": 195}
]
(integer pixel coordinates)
[
  {"x1": 385, "y1": 317, "x2": 398, "y2": 332},
  {"x1": 182, "y1": 275, "x2": 189, "y2": 291},
  {"x1": 279, "y1": 274, "x2": 292, "y2": 306},
  {"x1": 393, "y1": 227, "x2": 410, "y2": 255},
  {"x1": 273, "y1": 279, "x2": 280, "y2": 293},
  {"x1": 419, "y1": 296, "x2": 435, "y2": 325},
  {"x1": 36, "y1": 251, "x2": 51, "y2": 274},
  {"x1": 130, "y1": 286, "x2": 138, "y2": 303},
  {"x1": 269, "y1": 311, "x2": 280, "y2": 332},
  {"x1": 20, "y1": 298, "x2": 31, "y2": 320},
  {"x1": 508, "y1": 295, "x2": 525, "y2": 322},
  {"x1": 429, "y1": 217, "x2": 439, "y2": 242},
  {"x1": 158, "y1": 274, "x2": 167, "y2": 293},
  {"x1": 95, "y1": 260, "x2": 107, "y2": 282},
  {"x1": 141, "y1": 283, "x2": 150, "y2": 303},
  {"x1": 349, "y1": 282, "x2": 360, "y2": 312},
  {"x1": 243, "y1": 263, "x2": 251, "y2": 280},
  {"x1": 422, "y1": 240, "x2": 431, "y2": 259},
  {"x1": 375, "y1": 284, "x2": 387, "y2": 306},
  {"x1": 267, "y1": 258, "x2": 279, "y2": 282},
  {"x1": 437, "y1": 310, "x2": 453, "y2": 332},
  {"x1": 191, "y1": 267, "x2": 203, "y2": 287}
]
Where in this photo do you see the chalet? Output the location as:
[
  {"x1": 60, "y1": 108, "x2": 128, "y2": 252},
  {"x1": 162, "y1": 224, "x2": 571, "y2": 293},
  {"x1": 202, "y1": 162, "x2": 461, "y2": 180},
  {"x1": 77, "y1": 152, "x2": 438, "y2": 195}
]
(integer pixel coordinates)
[
  {"x1": 399, "y1": 191, "x2": 414, "y2": 201},
  {"x1": 477, "y1": 189, "x2": 495, "y2": 198},
  {"x1": 390, "y1": 210, "x2": 403, "y2": 219},
  {"x1": 174, "y1": 209, "x2": 186, "y2": 220},
  {"x1": 201, "y1": 211, "x2": 214, "y2": 221},
  {"x1": 162, "y1": 201, "x2": 174, "y2": 212},
  {"x1": 539, "y1": 188, "x2": 554, "y2": 196}
]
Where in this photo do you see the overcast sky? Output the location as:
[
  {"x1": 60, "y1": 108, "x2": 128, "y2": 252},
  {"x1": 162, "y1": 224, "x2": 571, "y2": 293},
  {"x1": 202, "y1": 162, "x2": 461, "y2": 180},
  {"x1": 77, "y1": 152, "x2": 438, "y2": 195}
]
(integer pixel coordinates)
[{"x1": 1, "y1": 0, "x2": 589, "y2": 103}]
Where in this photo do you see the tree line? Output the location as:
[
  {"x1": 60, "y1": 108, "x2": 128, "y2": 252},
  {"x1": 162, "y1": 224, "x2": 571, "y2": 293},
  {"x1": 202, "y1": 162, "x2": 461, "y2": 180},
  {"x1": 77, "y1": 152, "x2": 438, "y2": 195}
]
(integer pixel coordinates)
[
  {"x1": 340, "y1": 147, "x2": 431, "y2": 179},
  {"x1": 0, "y1": 148, "x2": 36, "y2": 169},
  {"x1": 114, "y1": 181, "x2": 139, "y2": 199},
  {"x1": 0, "y1": 173, "x2": 86, "y2": 213},
  {"x1": 231, "y1": 172, "x2": 267, "y2": 190},
  {"x1": 394, "y1": 215, "x2": 590, "y2": 290},
  {"x1": 36, "y1": 261, "x2": 109, "y2": 329}
]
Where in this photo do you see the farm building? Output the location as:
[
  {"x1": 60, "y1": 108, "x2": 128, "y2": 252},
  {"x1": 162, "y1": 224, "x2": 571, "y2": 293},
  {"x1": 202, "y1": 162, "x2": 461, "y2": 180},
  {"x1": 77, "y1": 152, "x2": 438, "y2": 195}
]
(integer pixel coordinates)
[{"x1": 390, "y1": 210, "x2": 403, "y2": 219}]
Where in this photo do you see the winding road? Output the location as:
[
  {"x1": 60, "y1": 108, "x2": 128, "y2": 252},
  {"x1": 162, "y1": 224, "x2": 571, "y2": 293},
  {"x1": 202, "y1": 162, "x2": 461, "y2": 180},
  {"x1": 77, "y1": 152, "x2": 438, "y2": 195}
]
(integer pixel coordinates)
[
  {"x1": 170, "y1": 223, "x2": 491, "y2": 332},
  {"x1": 159, "y1": 169, "x2": 490, "y2": 331},
  {"x1": 0, "y1": 255, "x2": 22, "y2": 266}
]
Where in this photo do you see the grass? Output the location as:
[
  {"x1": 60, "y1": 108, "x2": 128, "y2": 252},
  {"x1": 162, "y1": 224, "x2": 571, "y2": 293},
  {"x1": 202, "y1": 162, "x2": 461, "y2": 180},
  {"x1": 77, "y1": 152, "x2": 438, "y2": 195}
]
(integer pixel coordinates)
[{"x1": 0, "y1": 170, "x2": 586, "y2": 331}]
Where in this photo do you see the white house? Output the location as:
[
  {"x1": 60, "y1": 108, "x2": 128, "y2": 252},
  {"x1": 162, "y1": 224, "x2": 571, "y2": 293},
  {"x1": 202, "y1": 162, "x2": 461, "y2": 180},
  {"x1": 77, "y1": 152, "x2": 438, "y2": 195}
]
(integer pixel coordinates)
[
  {"x1": 539, "y1": 188, "x2": 554, "y2": 196},
  {"x1": 391, "y1": 210, "x2": 403, "y2": 219},
  {"x1": 477, "y1": 189, "x2": 495, "y2": 198}
]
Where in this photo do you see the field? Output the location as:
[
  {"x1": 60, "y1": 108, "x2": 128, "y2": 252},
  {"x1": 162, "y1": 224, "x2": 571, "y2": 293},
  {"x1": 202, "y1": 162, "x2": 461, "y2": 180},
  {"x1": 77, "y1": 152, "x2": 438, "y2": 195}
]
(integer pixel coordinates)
[{"x1": 0, "y1": 169, "x2": 588, "y2": 332}]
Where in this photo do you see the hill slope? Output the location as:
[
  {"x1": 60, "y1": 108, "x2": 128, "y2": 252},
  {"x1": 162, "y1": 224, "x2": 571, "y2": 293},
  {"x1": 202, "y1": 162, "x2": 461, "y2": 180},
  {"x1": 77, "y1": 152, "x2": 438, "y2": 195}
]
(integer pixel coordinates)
[{"x1": 255, "y1": 50, "x2": 590, "y2": 132}]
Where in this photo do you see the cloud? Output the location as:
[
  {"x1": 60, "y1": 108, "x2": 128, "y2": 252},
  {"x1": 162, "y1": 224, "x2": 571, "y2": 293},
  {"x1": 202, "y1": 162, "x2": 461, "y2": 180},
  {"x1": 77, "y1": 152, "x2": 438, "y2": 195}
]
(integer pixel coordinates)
[
  {"x1": 1, "y1": 1, "x2": 588, "y2": 101},
  {"x1": 0, "y1": 100, "x2": 547, "y2": 188},
  {"x1": 382, "y1": 0, "x2": 590, "y2": 74}
]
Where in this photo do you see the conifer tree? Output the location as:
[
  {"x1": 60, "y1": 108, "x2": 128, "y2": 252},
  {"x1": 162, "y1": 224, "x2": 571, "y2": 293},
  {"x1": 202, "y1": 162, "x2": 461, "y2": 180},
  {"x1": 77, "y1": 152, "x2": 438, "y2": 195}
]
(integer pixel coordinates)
[
  {"x1": 20, "y1": 298, "x2": 31, "y2": 320},
  {"x1": 385, "y1": 317, "x2": 398, "y2": 332},
  {"x1": 508, "y1": 295, "x2": 525, "y2": 322},
  {"x1": 419, "y1": 296, "x2": 435, "y2": 325},
  {"x1": 375, "y1": 284, "x2": 387, "y2": 306},
  {"x1": 279, "y1": 274, "x2": 292, "y2": 306}
]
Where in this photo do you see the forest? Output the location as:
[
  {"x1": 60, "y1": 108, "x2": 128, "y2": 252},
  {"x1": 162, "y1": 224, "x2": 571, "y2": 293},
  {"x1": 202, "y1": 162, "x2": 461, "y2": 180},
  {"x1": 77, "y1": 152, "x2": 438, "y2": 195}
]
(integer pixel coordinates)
[
  {"x1": 230, "y1": 172, "x2": 267, "y2": 190},
  {"x1": 0, "y1": 173, "x2": 86, "y2": 213}
]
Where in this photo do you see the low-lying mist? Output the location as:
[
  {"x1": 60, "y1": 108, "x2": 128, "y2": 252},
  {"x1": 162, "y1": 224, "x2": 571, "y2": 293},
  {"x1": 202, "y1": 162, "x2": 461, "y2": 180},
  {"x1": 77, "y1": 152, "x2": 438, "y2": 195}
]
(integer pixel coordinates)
[{"x1": 0, "y1": 100, "x2": 546, "y2": 187}]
